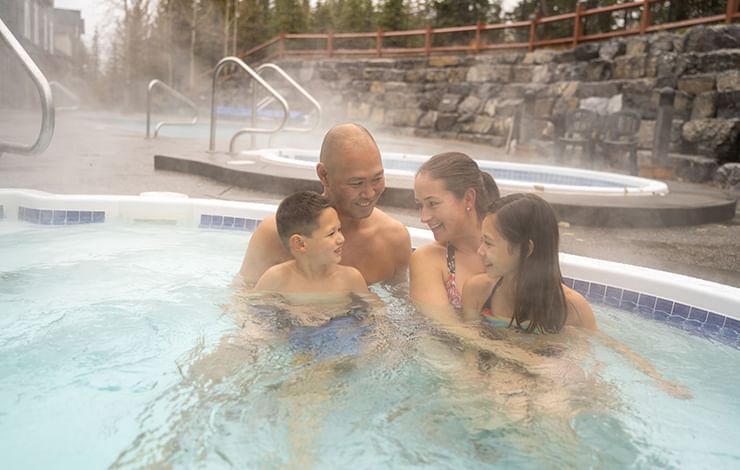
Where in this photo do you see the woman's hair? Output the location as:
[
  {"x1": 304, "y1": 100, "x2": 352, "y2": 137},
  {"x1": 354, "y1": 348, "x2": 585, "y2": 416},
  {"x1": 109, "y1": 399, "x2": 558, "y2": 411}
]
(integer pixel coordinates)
[
  {"x1": 416, "y1": 152, "x2": 500, "y2": 220},
  {"x1": 487, "y1": 193, "x2": 567, "y2": 334}
]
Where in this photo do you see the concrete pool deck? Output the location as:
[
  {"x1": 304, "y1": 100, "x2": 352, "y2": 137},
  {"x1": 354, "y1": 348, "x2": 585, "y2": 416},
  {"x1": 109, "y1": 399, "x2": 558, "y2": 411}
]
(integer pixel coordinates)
[{"x1": 1, "y1": 110, "x2": 739, "y2": 287}]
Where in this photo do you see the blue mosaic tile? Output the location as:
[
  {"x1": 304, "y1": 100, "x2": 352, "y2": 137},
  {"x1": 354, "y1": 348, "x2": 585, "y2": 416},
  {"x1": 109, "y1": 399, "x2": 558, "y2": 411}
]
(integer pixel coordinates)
[
  {"x1": 40, "y1": 209, "x2": 53, "y2": 225},
  {"x1": 18, "y1": 206, "x2": 25, "y2": 220},
  {"x1": 562, "y1": 277, "x2": 574, "y2": 288},
  {"x1": 688, "y1": 307, "x2": 708, "y2": 323},
  {"x1": 211, "y1": 215, "x2": 223, "y2": 227},
  {"x1": 223, "y1": 216, "x2": 235, "y2": 228},
  {"x1": 573, "y1": 280, "x2": 589, "y2": 296},
  {"x1": 0, "y1": 205, "x2": 4, "y2": 219},
  {"x1": 654, "y1": 298, "x2": 673, "y2": 315},
  {"x1": 53, "y1": 210, "x2": 66, "y2": 224},
  {"x1": 93, "y1": 211, "x2": 105, "y2": 223},
  {"x1": 705, "y1": 312, "x2": 726, "y2": 329},
  {"x1": 620, "y1": 290, "x2": 639, "y2": 310},
  {"x1": 604, "y1": 286, "x2": 622, "y2": 307},
  {"x1": 200, "y1": 214, "x2": 211, "y2": 227},
  {"x1": 66, "y1": 211, "x2": 79, "y2": 224},
  {"x1": 587, "y1": 283, "x2": 606, "y2": 302},
  {"x1": 724, "y1": 317, "x2": 740, "y2": 335},
  {"x1": 234, "y1": 217, "x2": 246, "y2": 229},
  {"x1": 671, "y1": 302, "x2": 690, "y2": 318},
  {"x1": 720, "y1": 326, "x2": 739, "y2": 340},
  {"x1": 79, "y1": 211, "x2": 92, "y2": 224},
  {"x1": 245, "y1": 218, "x2": 258, "y2": 231},
  {"x1": 637, "y1": 294, "x2": 657, "y2": 315},
  {"x1": 26, "y1": 207, "x2": 40, "y2": 223},
  {"x1": 652, "y1": 311, "x2": 670, "y2": 322}
]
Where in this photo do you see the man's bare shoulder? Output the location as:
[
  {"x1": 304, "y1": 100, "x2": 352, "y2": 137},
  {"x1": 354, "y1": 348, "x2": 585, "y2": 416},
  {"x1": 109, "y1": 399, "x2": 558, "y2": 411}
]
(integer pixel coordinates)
[
  {"x1": 239, "y1": 215, "x2": 291, "y2": 282},
  {"x1": 371, "y1": 208, "x2": 410, "y2": 242}
]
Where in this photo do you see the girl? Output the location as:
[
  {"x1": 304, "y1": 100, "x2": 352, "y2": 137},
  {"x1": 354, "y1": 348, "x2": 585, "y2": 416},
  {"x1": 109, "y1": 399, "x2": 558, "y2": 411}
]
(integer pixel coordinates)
[{"x1": 463, "y1": 193, "x2": 597, "y2": 332}]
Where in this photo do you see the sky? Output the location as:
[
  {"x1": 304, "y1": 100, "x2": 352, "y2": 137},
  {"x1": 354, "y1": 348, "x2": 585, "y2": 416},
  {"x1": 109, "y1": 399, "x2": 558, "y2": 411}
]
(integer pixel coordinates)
[{"x1": 54, "y1": 0, "x2": 521, "y2": 48}]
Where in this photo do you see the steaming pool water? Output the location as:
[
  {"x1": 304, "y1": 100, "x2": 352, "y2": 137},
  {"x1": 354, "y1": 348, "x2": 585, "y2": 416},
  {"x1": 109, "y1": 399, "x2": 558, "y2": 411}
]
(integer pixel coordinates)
[{"x1": 1, "y1": 193, "x2": 739, "y2": 468}]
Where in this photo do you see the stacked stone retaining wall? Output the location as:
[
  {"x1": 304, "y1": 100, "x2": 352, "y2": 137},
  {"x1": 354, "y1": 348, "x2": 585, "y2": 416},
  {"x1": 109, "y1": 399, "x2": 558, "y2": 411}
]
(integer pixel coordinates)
[{"x1": 263, "y1": 24, "x2": 740, "y2": 167}]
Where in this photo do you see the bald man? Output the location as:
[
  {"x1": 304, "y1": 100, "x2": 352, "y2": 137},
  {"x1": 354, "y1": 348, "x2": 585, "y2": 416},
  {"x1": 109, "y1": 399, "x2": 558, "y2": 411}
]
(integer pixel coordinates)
[{"x1": 239, "y1": 123, "x2": 412, "y2": 285}]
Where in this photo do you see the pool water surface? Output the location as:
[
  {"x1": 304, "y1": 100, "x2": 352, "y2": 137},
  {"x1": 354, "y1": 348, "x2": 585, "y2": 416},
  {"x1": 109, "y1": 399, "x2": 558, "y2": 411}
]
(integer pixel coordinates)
[{"x1": 1, "y1": 223, "x2": 738, "y2": 468}]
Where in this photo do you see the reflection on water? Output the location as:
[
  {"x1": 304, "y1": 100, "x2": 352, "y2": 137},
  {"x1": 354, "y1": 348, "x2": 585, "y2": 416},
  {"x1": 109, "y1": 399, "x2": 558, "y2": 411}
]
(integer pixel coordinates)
[{"x1": 109, "y1": 288, "x2": 648, "y2": 469}]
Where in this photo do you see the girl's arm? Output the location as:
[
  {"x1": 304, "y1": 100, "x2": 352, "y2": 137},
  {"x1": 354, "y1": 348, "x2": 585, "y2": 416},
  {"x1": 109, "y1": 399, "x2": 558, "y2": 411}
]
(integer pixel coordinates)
[{"x1": 462, "y1": 273, "x2": 496, "y2": 323}]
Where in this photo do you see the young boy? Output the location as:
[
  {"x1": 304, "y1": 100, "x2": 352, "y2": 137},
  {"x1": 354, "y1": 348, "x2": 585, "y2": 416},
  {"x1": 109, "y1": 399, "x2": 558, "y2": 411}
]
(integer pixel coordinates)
[{"x1": 254, "y1": 191, "x2": 369, "y2": 295}]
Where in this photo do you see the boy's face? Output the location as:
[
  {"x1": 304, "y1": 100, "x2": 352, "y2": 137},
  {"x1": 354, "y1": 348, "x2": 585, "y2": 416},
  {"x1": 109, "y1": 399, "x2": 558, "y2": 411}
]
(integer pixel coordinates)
[{"x1": 303, "y1": 207, "x2": 345, "y2": 264}]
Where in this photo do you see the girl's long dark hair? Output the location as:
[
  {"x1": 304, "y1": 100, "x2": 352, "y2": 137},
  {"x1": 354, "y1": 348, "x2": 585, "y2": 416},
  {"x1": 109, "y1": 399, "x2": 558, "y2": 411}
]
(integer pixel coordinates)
[{"x1": 488, "y1": 193, "x2": 567, "y2": 333}]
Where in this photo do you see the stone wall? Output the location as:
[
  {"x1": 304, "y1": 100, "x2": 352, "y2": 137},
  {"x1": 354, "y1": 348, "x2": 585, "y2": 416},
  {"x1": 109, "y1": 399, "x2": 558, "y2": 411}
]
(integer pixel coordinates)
[{"x1": 270, "y1": 24, "x2": 740, "y2": 165}]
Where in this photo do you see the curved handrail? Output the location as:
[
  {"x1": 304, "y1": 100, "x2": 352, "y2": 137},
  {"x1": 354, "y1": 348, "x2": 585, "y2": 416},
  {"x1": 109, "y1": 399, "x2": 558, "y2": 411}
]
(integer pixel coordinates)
[
  {"x1": 209, "y1": 57, "x2": 289, "y2": 153},
  {"x1": 0, "y1": 18, "x2": 54, "y2": 156},
  {"x1": 146, "y1": 79, "x2": 199, "y2": 138},
  {"x1": 49, "y1": 81, "x2": 80, "y2": 111},
  {"x1": 254, "y1": 63, "x2": 322, "y2": 134}
]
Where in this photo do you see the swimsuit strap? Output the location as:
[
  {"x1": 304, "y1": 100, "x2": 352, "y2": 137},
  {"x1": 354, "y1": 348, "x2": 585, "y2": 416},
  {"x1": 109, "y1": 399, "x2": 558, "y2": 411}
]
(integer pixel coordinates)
[
  {"x1": 446, "y1": 243, "x2": 456, "y2": 274},
  {"x1": 444, "y1": 243, "x2": 463, "y2": 309},
  {"x1": 482, "y1": 277, "x2": 504, "y2": 311}
]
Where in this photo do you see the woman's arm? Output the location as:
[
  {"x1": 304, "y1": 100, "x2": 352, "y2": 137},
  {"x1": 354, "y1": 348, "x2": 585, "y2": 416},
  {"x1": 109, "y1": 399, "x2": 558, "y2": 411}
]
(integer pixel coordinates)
[{"x1": 409, "y1": 245, "x2": 455, "y2": 310}]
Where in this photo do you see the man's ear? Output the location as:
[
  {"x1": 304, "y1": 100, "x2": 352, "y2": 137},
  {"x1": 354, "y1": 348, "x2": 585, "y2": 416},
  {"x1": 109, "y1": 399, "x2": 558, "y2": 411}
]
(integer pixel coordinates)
[
  {"x1": 289, "y1": 234, "x2": 306, "y2": 253},
  {"x1": 316, "y1": 163, "x2": 329, "y2": 187},
  {"x1": 526, "y1": 239, "x2": 534, "y2": 258}
]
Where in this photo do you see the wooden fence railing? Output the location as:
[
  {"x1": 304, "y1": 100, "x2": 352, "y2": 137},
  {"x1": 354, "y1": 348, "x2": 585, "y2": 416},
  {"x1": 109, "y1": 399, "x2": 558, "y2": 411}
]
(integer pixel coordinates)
[{"x1": 241, "y1": 0, "x2": 740, "y2": 63}]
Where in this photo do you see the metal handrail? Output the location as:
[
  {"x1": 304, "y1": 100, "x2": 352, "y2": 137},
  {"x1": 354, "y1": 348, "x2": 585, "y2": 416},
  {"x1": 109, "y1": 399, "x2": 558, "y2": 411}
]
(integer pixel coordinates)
[
  {"x1": 254, "y1": 63, "x2": 322, "y2": 135},
  {"x1": 49, "y1": 81, "x2": 80, "y2": 111},
  {"x1": 209, "y1": 56, "x2": 289, "y2": 153},
  {"x1": 146, "y1": 79, "x2": 199, "y2": 138},
  {"x1": 0, "y1": 17, "x2": 54, "y2": 156}
]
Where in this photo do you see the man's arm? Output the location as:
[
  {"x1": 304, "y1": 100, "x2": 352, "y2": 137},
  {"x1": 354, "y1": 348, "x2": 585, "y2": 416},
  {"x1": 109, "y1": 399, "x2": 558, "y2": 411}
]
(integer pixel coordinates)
[{"x1": 238, "y1": 216, "x2": 291, "y2": 286}]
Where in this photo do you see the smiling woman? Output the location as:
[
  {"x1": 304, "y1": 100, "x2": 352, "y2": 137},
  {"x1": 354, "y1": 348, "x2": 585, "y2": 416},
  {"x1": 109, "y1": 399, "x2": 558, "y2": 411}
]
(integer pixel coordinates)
[{"x1": 410, "y1": 152, "x2": 500, "y2": 317}]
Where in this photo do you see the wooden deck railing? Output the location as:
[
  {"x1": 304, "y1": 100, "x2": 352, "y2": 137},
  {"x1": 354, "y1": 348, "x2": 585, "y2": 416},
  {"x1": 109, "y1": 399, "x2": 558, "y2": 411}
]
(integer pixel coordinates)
[{"x1": 241, "y1": 0, "x2": 740, "y2": 63}]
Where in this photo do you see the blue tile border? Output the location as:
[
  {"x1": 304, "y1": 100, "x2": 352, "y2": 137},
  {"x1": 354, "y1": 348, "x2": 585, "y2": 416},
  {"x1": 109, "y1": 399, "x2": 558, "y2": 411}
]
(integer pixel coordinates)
[
  {"x1": 0, "y1": 204, "x2": 4, "y2": 219},
  {"x1": 566, "y1": 276, "x2": 740, "y2": 350},
  {"x1": 17, "y1": 206, "x2": 105, "y2": 225},
  {"x1": 199, "y1": 213, "x2": 261, "y2": 231}
]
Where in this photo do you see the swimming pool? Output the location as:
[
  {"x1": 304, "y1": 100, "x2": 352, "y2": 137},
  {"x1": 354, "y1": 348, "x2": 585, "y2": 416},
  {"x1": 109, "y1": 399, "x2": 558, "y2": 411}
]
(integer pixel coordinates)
[
  {"x1": 250, "y1": 148, "x2": 669, "y2": 196},
  {"x1": 2, "y1": 189, "x2": 739, "y2": 468}
]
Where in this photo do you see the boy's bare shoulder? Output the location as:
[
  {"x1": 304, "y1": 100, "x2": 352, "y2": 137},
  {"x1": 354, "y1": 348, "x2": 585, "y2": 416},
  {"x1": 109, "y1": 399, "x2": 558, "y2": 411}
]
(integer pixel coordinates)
[
  {"x1": 254, "y1": 261, "x2": 293, "y2": 290},
  {"x1": 335, "y1": 265, "x2": 369, "y2": 292}
]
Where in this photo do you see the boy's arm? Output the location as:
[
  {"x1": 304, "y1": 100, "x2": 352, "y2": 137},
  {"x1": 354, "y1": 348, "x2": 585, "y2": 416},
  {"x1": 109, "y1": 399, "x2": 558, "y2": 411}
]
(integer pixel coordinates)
[
  {"x1": 238, "y1": 216, "x2": 291, "y2": 286},
  {"x1": 391, "y1": 224, "x2": 412, "y2": 282}
]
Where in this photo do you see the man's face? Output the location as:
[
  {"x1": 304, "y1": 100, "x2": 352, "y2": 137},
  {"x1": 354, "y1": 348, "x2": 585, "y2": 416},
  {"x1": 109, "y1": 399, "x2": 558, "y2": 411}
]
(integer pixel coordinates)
[{"x1": 321, "y1": 141, "x2": 385, "y2": 220}]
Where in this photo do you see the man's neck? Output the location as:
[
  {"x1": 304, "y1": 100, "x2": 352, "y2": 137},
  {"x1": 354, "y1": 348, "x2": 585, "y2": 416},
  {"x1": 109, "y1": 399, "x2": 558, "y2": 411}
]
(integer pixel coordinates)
[{"x1": 338, "y1": 210, "x2": 371, "y2": 234}]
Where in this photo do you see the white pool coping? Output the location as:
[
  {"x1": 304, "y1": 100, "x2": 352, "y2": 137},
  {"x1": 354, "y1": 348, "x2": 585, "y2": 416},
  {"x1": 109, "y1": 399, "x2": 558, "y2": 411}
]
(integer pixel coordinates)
[
  {"x1": 237, "y1": 148, "x2": 669, "y2": 196},
  {"x1": 1, "y1": 188, "x2": 737, "y2": 322}
]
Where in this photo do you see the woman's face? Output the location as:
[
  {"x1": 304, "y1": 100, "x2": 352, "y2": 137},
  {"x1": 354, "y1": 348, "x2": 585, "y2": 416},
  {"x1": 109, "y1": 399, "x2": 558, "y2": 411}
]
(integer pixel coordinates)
[
  {"x1": 414, "y1": 172, "x2": 470, "y2": 243},
  {"x1": 478, "y1": 214, "x2": 521, "y2": 279}
]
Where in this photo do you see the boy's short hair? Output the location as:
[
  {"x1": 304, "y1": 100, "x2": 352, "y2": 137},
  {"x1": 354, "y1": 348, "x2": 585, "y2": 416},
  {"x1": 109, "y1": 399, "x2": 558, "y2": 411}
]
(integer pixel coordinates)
[{"x1": 276, "y1": 191, "x2": 332, "y2": 249}]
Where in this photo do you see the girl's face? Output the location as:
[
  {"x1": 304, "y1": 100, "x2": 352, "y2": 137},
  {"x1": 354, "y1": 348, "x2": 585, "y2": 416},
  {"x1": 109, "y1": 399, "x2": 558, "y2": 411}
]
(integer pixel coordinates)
[
  {"x1": 478, "y1": 214, "x2": 521, "y2": 279},
  {"x1": 414, "y1": 172, "x2": 470, "y2": 243}
]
